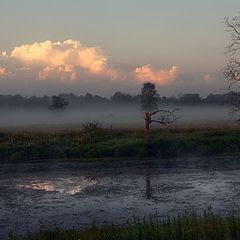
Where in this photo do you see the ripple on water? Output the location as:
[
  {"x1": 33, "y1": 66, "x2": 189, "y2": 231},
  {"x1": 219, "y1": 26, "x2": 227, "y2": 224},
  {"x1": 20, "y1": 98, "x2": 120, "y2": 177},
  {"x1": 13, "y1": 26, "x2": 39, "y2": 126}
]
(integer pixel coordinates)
[{"x1": 1, "y1": 157, "x2": 240, "y2": 238}]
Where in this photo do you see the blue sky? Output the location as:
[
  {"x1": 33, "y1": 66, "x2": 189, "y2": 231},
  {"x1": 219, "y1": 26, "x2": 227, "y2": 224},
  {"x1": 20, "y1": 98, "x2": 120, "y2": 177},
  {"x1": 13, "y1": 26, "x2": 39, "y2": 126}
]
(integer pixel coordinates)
[{"x1": 0, "y1": 0, "x2": 239, "y2": 96}]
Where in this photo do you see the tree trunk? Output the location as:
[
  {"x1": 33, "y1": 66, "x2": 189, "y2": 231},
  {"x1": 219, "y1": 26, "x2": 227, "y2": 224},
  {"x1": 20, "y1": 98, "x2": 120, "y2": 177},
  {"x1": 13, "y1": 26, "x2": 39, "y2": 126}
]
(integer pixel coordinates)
[{"x1": 144, "y1": 112, "x2": 151, "y2": 142}]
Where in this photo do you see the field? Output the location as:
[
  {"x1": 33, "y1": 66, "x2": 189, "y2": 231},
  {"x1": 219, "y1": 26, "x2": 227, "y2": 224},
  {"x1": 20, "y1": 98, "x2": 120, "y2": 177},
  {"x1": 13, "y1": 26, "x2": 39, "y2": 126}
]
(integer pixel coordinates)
[{"x1": 1, "y1": 124, "x2": 240, "y2": 162}]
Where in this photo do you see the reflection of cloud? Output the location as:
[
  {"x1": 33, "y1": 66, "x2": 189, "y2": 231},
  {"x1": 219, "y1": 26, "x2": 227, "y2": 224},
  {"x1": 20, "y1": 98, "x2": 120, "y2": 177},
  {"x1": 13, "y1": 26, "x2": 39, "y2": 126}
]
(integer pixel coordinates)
[
  {"x1": 1, "y1": 39, "x2": 119, "y2": 81},
  {"x1": 17, "y1": 177, "x2": 98, "y2": 195},
  {"x1": 17, "y1": 182, "x2": 55, "y2": 192},
  {"x1": 135, "y1": 64, "x2": 178, "y2": 85}
]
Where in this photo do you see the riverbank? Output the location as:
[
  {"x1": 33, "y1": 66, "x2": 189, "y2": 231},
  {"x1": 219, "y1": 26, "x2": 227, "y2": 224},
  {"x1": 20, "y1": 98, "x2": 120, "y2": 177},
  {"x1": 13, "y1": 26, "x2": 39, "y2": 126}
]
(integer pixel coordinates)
[
  {"x1": 13, "y1": 211, "x2": 240, "y2": 240},
  {"x1": 1, "y1": 126, "x2": 240, "y2": 162}
]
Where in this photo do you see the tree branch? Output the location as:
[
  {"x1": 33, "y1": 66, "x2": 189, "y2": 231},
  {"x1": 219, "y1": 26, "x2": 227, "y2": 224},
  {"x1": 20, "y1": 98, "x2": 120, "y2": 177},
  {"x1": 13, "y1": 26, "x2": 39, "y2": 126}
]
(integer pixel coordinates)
[{"x1": 150, "y1": 108, "x2": 180, "y2": 125}]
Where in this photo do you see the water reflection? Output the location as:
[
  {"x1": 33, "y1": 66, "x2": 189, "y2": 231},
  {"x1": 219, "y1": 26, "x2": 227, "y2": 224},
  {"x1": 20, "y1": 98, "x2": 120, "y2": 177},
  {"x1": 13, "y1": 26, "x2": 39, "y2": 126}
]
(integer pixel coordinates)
[
  {"x1": 2, "y1": 157, "x2": 240, "y2": 239},
  {"x1": 145, "y1": 165, "x2": 152, "y2": 199},
  {"x1": 17, "y1": 177, "x2": 98, "y2": 195}
]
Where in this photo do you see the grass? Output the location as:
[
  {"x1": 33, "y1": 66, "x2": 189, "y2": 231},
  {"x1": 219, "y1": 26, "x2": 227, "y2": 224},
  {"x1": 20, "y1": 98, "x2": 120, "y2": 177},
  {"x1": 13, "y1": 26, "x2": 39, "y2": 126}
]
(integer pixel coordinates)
[
  {"x1": 11, "y1": 210, "x2": 240, "y2": 240},
  {"x1": 1, "y1": 126, "x2": 240, "y2": 162}
]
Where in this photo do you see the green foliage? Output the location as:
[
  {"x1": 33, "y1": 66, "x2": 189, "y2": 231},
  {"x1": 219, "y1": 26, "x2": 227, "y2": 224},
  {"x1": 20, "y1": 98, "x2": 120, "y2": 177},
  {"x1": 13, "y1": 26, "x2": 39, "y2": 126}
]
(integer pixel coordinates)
[
  {"x1": 113, "y1": 143, "x2": 139, "y2": 157},
  {"x1": 1, "y1": 128, "x2": 240, "y2": 161},
  {"x1": 0, "y1": 132, "x2": 8, "y2": 143},
  {"x1": 12, "y1": 210, "x2": 240, "y2": 240}
]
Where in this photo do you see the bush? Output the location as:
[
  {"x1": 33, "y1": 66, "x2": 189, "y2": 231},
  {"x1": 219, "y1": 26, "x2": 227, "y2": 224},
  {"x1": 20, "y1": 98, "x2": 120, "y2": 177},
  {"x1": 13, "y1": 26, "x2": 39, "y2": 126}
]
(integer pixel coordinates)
[{"x1": 0, "y1": 132, "x2": 8, "y2": 143}]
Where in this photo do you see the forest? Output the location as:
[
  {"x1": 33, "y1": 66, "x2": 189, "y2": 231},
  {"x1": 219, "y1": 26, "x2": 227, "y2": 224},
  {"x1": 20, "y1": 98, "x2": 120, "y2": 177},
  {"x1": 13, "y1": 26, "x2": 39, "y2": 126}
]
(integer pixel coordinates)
[{"x1": 0, "y1": 92, "x2": 231, "y2": 109}]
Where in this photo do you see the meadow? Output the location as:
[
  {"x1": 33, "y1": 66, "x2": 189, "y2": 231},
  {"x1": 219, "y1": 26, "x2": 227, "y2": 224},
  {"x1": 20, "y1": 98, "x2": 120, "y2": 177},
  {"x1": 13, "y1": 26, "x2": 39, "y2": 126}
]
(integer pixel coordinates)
[
  {"x1": 1, "y1": 123, "x2": 240, "y2": 162},
  {"x1": 4, "y1": 124, "x2": 240, "y2": 239}
]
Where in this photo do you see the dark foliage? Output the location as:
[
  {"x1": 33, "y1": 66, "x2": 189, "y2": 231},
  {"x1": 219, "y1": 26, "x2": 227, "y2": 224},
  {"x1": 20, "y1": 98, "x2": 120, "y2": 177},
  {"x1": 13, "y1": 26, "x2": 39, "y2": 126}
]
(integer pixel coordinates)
[
  {"x1": 49, "y1": 96, "x2": 69, "y2": 110},
  {"x1": 1, "y1": 128, "x2": 240, "y2": 162},
  {"x1": 140, "y1": 82, "x2": 159, "y2": 111},
  {"x1": 0, "y1": 92, "x2": 232, "y2": 109}
]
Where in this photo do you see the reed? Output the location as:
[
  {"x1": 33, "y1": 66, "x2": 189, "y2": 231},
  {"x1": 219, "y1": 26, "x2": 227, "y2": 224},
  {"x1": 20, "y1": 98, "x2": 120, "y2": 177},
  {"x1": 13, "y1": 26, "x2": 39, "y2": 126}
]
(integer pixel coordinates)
[{"x1": 12, "y1": 210, "x2": 240, "y2": 240}]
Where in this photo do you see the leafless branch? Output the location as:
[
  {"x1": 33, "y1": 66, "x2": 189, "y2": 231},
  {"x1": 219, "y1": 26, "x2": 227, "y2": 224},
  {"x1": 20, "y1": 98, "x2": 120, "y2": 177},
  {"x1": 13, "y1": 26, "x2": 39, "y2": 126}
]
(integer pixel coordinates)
[
  {"x1": 224, "y1": 15, "x2": 240, "y2": 117},
  {"x1": 150, "y1": 108, "x2": 180, "y2": 125},
  {"x1": 226, "y1": 91, "x2": 240, "y2": 113}
]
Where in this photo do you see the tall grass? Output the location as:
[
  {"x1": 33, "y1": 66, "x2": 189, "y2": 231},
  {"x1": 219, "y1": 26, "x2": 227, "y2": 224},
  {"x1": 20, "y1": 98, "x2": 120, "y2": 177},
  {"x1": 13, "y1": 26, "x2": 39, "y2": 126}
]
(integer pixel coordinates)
[
  {"x1": 1, "y1": 127, "x2": 240, "y2": 161},
  {"x1": 12, "y1": 210, "x2": 240, "y2": 240}
]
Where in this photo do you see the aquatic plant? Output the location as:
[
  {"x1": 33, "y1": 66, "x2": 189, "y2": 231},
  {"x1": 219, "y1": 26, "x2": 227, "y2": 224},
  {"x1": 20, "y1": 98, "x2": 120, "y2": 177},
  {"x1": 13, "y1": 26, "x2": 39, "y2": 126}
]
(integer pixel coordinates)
[{"x1": 13, "y1": 210, "x2": 240, "y2": 240}]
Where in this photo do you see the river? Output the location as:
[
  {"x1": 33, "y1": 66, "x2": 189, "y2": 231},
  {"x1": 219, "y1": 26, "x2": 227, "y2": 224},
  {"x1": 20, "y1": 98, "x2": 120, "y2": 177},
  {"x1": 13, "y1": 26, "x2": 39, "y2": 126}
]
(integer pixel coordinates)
[{"x1": 1, "y1": 156, "x2": 240, "y2": 238}]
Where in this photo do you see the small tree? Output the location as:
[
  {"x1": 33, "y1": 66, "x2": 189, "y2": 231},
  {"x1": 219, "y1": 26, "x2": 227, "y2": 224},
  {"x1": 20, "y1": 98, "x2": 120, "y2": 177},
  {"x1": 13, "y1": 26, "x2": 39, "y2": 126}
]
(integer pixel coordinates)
[
  {"x1": 140, "y1": 82, "x2": 178, "y2": 142},
  {"x1": 140, "y1": 82, "x2": 158, "y2": 111},
  {"x1": 49, "y1": 96, "x2": 69, "y2": 110}
]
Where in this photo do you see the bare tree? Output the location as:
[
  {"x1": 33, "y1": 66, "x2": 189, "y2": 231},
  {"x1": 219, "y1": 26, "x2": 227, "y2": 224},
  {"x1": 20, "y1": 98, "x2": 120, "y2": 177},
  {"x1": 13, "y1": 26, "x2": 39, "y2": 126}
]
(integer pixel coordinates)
[
  {"x1": 144, "y1": 109, "x2": 179, "y2": 142},
  {"x1": 223, "y1": 15, "x2": 240, "y2": 115},
  {"x1": 140, "y1": 82, "x2": 179, "y2": 141}
]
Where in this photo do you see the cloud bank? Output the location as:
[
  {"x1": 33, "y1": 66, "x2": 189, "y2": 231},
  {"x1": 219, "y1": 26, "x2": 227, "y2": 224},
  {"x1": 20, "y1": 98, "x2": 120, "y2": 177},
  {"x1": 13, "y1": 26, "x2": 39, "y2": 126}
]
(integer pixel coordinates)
[
  {"x1": 134, "y1": 64, "x2": 178, "y2": 85},
  {"x1": 0, "y1": 39, "x2": 119, "y2": 81},
  {"x1": 0, "y1": 39, "x2": 194, "y2": 95},
  {"x1": 0, "y1": 39, "x2": 179, "y2": 87}
]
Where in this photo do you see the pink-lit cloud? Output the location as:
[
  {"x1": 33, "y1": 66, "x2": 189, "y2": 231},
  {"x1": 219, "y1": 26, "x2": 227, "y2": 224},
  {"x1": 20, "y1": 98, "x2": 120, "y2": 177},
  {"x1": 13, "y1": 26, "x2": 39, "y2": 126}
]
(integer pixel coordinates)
[
  {"x1": 38, "y1": 64, "x2": 78, "y2": 81},
  {"x1": 0, "y1": 66, "x2": 11, "y2": 76},
  {"x1": 1, "y1": 39, "x2": 119, "y2": 81},
  {"x1": 0, "y1": 39, "x2": 178, "y2": 89},
  {"x1": 202, "y1": 73, "x2": 215, "y2": 84},
  {"x1": 134, "y1": 64, "x2": 178, "y2": 85}
]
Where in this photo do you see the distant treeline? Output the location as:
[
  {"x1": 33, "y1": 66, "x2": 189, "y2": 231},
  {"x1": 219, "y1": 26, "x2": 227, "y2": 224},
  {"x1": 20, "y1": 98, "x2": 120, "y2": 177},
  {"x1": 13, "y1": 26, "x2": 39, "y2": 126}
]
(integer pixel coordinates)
[{"x1": 0, "y1": 92, "x2": 231, "y2": 109}]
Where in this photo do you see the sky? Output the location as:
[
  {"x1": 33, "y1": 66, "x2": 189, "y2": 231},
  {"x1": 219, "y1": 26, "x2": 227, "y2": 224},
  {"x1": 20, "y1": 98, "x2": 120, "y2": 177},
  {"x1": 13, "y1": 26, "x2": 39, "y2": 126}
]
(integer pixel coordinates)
[{"x1": 0, "y1": 0, "x2": 239, "y2": 97}]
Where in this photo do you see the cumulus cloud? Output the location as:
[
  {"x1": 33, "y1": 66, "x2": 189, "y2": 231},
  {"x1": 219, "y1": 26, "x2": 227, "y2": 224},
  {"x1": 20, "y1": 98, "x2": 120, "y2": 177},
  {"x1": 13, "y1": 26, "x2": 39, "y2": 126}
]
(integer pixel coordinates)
[
  {"x1": 1, "y1": 51, "x2": 7, "y2": 57},
  {"x1": 0, "y1": 40, "x2": 178, "y2": 87},
  {"x1": 1, "y1": 39, "x2": 119, "y2": 81},
  {"x1": 134, "y1": 64, "x2": 178, "y2": 85},
  {"x1": 38, "y1": 65, "x2": 78, "y2": 81},
  {"x1": 0, "y1": 66, "x2": 11, "y2": 76},
  {"x1": 202, "y1": 73, "x2": 215, "y2": 84}
]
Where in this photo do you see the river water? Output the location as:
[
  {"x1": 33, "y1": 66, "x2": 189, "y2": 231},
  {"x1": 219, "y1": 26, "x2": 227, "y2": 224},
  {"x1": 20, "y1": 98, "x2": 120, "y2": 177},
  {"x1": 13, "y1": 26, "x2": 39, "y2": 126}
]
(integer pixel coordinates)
[{"x1": 1, "y1": 156, "x2": 240, "y2": 238}]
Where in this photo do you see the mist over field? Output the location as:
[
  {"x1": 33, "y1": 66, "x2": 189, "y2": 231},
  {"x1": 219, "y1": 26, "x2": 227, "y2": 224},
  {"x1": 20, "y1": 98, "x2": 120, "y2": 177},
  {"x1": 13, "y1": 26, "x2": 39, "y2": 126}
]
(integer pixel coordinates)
[
  {"x1": 2, "y1": 1, "x2": 240, "y2": 239},
  {"x1": 0, "y1": 104, "x2": 233, "y2": 129}
]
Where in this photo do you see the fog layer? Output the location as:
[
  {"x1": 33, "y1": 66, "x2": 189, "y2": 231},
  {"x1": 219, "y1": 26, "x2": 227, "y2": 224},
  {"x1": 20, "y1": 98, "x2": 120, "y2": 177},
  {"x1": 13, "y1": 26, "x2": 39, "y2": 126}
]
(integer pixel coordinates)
[{"x1": 0, "y1": 105, "x2": 233, "y2": 129}]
